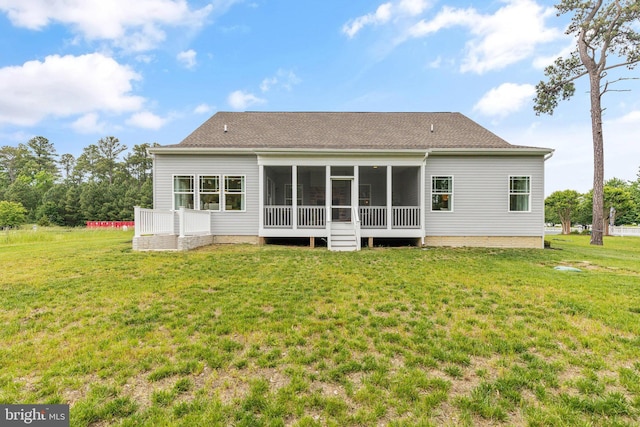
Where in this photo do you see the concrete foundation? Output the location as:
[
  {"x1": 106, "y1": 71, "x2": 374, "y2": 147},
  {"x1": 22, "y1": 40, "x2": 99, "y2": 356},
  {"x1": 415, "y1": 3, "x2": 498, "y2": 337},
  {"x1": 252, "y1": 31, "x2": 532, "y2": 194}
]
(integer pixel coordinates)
[{"x1": 423, "y1": 236, "x2": 544, "y2": 249}]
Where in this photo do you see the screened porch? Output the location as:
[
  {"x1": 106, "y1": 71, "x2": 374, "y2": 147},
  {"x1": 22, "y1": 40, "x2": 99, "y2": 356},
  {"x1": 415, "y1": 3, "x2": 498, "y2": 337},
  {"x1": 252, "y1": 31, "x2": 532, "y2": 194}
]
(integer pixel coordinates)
[{"x1": 262, "y1": 165, "x2": 421, "y2": 230}]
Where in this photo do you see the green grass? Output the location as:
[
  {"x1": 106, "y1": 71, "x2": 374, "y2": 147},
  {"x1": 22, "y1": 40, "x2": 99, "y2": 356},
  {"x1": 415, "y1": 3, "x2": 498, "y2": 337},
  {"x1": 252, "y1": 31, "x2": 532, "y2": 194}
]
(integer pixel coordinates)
[{"x1": 1, "y1": 229, "x2": 640, "y2": 426}]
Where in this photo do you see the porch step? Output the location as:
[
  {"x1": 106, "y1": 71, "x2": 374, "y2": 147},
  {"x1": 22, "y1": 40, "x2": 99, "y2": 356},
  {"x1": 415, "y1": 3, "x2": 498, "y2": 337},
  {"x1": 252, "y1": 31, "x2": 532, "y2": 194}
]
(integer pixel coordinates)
[{"x1": 329, "y1": 222, "x2": 359, "y2": 252}]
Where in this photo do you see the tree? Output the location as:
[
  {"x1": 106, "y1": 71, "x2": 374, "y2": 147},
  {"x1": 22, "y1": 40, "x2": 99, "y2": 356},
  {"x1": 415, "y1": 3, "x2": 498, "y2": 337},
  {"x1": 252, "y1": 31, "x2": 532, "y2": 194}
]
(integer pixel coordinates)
[
  {"x1": 0, "y1": 201, "x2": 27, "y2": 228},
  {"x1": 96, "y1": 136, "x2": 127, "y2": 185},
  {"x1": 0, "y1": 145, "x2": 31, "y2": 184},
  {"x1": 546, "y1": 190, "x2": 581, "y2": 234},
  {"x1": 603, "y1": 185, "x2": 634, "y2": 232},
  {"x1": 27, "y1": 136, "x2": 58, "y2": 177},
  {"x1": 630, "y1": 168, "x2": 640, "y2": 223},
  {"x1": 533, "y1": 0, "x2": 640, "y2": 246},
  {"x1": 59, "y1": 154, "x2": 76, "y2": 181}
]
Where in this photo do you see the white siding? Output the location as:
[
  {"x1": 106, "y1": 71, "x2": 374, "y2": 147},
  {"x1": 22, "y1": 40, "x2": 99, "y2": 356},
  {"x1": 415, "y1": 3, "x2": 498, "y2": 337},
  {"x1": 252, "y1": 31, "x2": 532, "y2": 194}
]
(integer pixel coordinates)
[
  {"x1": 153, "y1": 154, "x2": 259, "y2": 235},
  {"x1": 424, "y1": 156, "x2": 545, "y2": 236}
]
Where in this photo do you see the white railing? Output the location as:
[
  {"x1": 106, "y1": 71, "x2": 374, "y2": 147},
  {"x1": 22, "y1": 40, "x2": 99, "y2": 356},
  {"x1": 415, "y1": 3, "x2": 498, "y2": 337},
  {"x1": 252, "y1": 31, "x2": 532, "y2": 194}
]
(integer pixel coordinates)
[
  {"x1": 360, "y1": 206, "x2": 387, "y2": 228},
  {"x1": 298, "y1": 206, "x2": 325, "y2": 228},
  {"x1": 393, "y1": 206, "x2": 420, "y2": 228},
  {"x1": 610, "y1": 226, "x2": 640, "y2": 237},
  {"x1": 264, "y1": 206, "x2": 292, "y2": 228},
  {"x1": 178, "y1": 207, "x2": 211, "y2": 237},
  {"x1": 134, "y1": 206, "x2": 174, "y2": 237},
  {"x1": 353, "y1": 206, "x2": 361, "y2": 250}
]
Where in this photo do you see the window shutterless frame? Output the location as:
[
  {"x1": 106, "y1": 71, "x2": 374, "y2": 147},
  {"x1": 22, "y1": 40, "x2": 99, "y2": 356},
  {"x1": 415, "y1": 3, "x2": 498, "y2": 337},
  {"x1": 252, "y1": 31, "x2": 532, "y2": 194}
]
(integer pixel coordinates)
[
  {"x1": 173, "y1": 175, "x2": 195, "y2": 210},
  {"x1": 508, "y1": 176, "x2": 531, "y2": 212},
  {"x1": 199, "y1": 175, "x2": 221, "y2": 211},
  {"x1": 223, "y1": 175, "x2": 246, "y2": 212},
  {"x1": 431, "y1": 175, "x2": 453, "y2": 212}
]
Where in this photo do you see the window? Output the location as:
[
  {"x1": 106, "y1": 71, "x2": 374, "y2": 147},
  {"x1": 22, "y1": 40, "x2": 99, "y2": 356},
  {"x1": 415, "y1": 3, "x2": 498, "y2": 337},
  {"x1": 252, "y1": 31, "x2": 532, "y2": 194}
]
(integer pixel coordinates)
[
  {"x1": 509, "y1": 176, "x2": 530, "y2": 212},
  {"x1": 224, "y1": 175, "x2": 245, "y2": 211},
  {"x1": 432, "y1": 176, "x2": 452, "y2": 211},
  {"x1": 173, "y1": 175, "x2": 194, "y2": 209},
  {"x1": 199, "y1": 176, "x2": 220, "y2": 210}
]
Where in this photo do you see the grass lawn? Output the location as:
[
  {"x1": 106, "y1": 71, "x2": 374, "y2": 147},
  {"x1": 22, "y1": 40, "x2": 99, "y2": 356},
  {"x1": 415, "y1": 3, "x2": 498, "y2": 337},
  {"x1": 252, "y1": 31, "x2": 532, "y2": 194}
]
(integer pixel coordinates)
[{"x1": 1, "y1": 229, "x2": 640, "y2": 426}]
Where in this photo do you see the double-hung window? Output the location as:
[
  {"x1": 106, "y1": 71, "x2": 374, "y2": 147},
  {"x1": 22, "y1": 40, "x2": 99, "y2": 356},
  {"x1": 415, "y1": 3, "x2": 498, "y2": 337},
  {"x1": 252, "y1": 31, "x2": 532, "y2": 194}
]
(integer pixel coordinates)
[
  {"x1": 224, "y1": 175, "x2": 245, "y2": 211},
  {"x1": 432, "y1": 176, "x2": 453, "y2": 211},
  {"x1": 173, "y1": 175, "x2": 194, "y2": 209},
  {"x1": 199, "y1": 176, "x2": 220, "y2": 211},
  {"x1": 509, "y1": 176, "x2": 530, "y2": 212}
]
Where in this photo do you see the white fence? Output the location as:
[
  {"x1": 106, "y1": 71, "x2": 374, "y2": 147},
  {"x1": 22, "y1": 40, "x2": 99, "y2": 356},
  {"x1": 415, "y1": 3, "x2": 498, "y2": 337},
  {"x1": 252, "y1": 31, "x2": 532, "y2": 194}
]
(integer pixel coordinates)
[
  {"x1": 178, "y1": 208, "x2": 212, "y2": 237},
  {"x1": 134, "y1": 207, "x2": 174, "y2": 237},
  {"x1": 610, "y1": 226, "x2": 640, "y2": 237},
  {"x1": 134, "y1": 206, "x2": 212, "y2": 237},
  {"x1": 545, "y1": 226, "x2": 640, "y2": 237}
]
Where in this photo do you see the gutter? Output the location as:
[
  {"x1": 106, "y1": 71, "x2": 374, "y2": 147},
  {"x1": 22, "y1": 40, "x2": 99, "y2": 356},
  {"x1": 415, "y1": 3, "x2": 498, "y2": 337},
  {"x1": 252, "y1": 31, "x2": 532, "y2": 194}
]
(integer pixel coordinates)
[{"x1": 149, "y1": 146, "x2": 554, "y2": 156}]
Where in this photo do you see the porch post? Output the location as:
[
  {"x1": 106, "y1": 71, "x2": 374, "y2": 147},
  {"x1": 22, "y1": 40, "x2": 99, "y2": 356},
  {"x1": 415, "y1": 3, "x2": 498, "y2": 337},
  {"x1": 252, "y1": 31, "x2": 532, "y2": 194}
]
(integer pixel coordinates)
[
  {"x1": 178, "y1": 207, "x2": 185, "y2": 238},
  {"x1": 292, "y1": 165, "x2": 298, "y2": 230},
  {"x1": 134, "y1": 206, "x2": 141, "y2": 238},
  {"x1": 326, "y1": 165, "x2": 331, "y2": 234},
  {"x1": 420, "y1": 156, "x2": 427, "y2": 245},
  {"x1": 387, "y1": 166, "x2": 393, "y2": 230},
  {"x1": 353, "y1": 165, "x2": 359, "y2": 220}
]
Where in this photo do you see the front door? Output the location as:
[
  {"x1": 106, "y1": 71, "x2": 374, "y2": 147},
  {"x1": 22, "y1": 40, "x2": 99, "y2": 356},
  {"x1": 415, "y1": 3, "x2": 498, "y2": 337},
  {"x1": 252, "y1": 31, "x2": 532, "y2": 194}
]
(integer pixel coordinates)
[{"x1": 331, "y1": 178, "x2": 352, "y2": 222}]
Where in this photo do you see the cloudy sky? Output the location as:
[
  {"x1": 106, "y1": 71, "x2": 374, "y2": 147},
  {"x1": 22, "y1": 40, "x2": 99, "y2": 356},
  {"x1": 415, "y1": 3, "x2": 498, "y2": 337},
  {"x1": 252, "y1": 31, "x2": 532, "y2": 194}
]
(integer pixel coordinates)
[{"x1": 0, "y1": 0, "x2": 638, "y2": 195}]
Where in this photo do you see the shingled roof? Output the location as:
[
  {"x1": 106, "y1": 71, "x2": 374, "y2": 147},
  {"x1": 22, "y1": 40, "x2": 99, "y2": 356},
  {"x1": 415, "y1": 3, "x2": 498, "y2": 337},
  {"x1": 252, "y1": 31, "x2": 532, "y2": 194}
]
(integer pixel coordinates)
[{"x1": 158, "y1": 112, "x2": 550, "y2": 152}]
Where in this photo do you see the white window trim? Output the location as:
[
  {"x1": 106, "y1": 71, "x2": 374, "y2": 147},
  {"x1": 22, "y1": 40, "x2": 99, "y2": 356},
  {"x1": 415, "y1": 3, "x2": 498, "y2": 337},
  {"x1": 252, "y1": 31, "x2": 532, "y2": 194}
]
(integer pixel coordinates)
[
  {"x1": 223, "y1": 174, "x2": 246, "y2": 212},
  {"x1": 199, "y1": 175, "x2": 221, "y2": 211},
  {"x1": 431, "y1": 175, "x2": 454, "y2": 212},
  {"x1": 172, "y1": 174, "x2": 195, "y2": 210},
  {"x1": 508, "y1": 175, "x2": 531, "y2": 213}
]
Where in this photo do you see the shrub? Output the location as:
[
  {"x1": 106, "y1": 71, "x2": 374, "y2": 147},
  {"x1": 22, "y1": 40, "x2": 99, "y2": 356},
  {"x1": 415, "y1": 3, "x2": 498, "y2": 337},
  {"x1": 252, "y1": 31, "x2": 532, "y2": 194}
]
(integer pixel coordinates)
[{"x1": 0, "y1": 201, "x2": 27, "y2": 228}]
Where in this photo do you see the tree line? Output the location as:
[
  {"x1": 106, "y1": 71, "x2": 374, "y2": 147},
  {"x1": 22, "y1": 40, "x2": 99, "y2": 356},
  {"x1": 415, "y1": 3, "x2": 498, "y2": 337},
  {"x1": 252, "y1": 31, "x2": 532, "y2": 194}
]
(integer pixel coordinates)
[
  {"x1": 545, "y1": 172, "x2": 640, "y2": 235},
  {"x1": 0, "y1": 136, "x2": 154, "y2": 228}
]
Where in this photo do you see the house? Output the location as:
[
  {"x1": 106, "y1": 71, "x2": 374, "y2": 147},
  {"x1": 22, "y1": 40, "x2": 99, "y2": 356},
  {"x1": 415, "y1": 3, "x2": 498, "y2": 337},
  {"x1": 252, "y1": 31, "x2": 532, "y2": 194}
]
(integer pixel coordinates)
[{"x1": 134, "y1": 112, "x2": 553, "y2": 251}]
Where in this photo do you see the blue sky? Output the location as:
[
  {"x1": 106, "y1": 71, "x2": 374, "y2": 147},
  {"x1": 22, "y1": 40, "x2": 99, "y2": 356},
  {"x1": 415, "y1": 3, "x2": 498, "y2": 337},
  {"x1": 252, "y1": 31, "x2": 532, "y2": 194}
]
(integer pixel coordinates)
[{"x1": 1, "y1": 0, "x2": 638, "y2": 195}]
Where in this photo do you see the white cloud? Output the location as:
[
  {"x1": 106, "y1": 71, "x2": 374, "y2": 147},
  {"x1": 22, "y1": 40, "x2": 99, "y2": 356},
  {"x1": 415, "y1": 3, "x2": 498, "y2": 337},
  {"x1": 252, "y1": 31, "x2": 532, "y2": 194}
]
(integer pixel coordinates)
[
  {"x1": 227, "y1": 90, "x2": 266, "y2": 110},
  {"x1": 71, "y1": 113, "x2": 106, "y2": 134},
  {"x1": 473, "y1": 83, "x2": 536, "y2": 118},
  {"x1": 194, "y1": 103, "x2": 213, "y2": 114},
  {"x1": 177, "y1": 49, "x2": 197, "y2": 69},
  {"x1": 126, "y1": 111, "x2": 166, "y2": 129},
  {"x1": 260, "y1": 69, "x2": 301, "y2": 92},
  {"x1": 608, "y1": 110, "x2": 640, "y2": 124},
  {"x1": 405, "y1": 0, "x2": 563, "y2": 73},
  {"x1": 260, "y1": 77, "x2": 278, "y2": 92},
  {"x1": 0, "y1": 0, "x2": 214, "y2": 52},
  {"x1": 342, "y1": 3, "x2": 393, "y2": 38},
  {"x1": 398, "y1": 0, "x2": 430, "y2": 16},
  {"x1": 342, "y1": 0, "x2": 434, "y2": 38},
  {"x1": 533, "y1": 43, "x2": 575, "y2": 69},
  {"x1": 0, "y1": 53, "x2": 144, "y2": 126}
]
